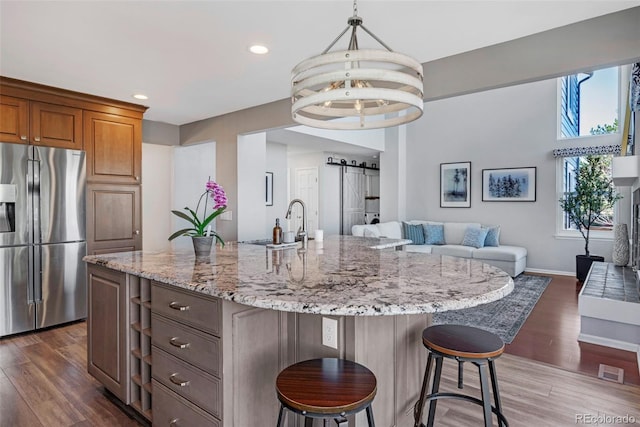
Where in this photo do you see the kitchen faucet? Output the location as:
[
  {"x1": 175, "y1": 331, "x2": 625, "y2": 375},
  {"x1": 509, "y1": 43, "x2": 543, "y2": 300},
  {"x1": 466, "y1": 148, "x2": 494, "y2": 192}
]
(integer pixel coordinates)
[{"x1": 285, "y1": 198, "x2": 308, "y2": 248}]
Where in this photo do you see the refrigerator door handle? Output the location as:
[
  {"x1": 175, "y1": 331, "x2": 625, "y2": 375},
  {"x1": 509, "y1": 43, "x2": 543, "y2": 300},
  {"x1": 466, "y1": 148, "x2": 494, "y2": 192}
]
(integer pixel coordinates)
[
  {"x1": 27, "y1": 246, "x2": 35, "y2": 304},
  {"x1": 32, "y1": 154, "x2": 41, "y2": 246},
  {"x1": 33, "y1": 245, "x2": 42, "y2": 303}
]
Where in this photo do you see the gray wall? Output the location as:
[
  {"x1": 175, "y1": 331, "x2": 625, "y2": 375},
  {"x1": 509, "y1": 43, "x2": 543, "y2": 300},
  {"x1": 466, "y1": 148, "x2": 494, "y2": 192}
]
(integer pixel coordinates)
[
  {"x1": 405, "y1": 77, "x2": 631, "y2": 273},
  {"x1": 177, "y1": 7, "x2": 640, "y2": 245}
]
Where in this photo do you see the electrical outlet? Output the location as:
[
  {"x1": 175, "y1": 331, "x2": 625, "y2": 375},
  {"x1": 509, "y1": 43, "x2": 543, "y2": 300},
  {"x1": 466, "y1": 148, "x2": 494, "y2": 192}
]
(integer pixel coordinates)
[{"x1": 322, "y1": 317, "x2": 338, "y2": 349}]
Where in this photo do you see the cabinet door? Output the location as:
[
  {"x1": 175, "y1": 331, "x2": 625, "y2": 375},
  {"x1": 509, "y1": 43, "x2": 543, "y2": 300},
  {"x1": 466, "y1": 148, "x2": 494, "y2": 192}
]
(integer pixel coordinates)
[
  {"x1": 30, "y1": 101, "x2": 83, "y2": 149},
  {"x1": 87, "y1": 184, "x2": 142, "y2": 254},
  {"x1": 87, "y1": 265, "x2": 130, "y2": 403},
  {"x1": 0, "y1": 95, "x2": 28, "y2": 144},
  {"x1": 85, "y1": 111, "x2": 141, "y2": 184}
]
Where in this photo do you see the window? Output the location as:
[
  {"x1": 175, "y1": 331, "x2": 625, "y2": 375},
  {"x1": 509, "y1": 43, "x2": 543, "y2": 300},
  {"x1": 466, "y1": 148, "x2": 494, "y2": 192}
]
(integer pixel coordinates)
[
  {"x1": 560, "y1": 155, "x2": 616, "y2": 234},
  {"x1": 559, "y1": 66, "x2": 620, "y2": 138}
]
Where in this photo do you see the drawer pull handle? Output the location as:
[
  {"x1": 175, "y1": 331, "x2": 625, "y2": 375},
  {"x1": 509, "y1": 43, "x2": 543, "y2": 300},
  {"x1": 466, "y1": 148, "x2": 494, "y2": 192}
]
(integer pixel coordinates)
[
  {"x1": 169, "y1": 337, "x2": 189, "y2": 349},
  {"x1": 169, "y1": 419, "x2": 180, "y2": 427},
  {"x1": 169, "y1": 373, "x2": 190, "y2": 387},
  {"x1": 169, "y1": 301, "x2": 190, "y2": 311}
]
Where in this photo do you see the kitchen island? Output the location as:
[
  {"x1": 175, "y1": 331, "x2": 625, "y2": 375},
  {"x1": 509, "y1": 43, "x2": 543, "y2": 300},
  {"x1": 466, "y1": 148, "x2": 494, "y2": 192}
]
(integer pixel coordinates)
[{"x1": 84, "y1": 236, "x2": 513, "y2": 427}]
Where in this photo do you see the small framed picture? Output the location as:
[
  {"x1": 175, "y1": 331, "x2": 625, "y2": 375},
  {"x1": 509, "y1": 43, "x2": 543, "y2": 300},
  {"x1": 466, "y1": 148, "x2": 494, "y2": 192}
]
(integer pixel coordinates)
[
  {"x1": 482, "y1": 167, "x2": 536, "y2": 202},
  {"x1": 265, "y1": 172, "x2": 273, "y2": 206},
  {"x1": 440, "y1": 162, "x2": 471, "y2": 208}
]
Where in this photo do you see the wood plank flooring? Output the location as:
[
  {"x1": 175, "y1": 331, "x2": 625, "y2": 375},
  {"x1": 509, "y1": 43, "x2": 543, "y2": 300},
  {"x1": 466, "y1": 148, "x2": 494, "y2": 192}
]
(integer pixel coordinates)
[
  {"x1": 0, "y1": 273, "x2": 638, "y2": 426},
  {"x1": 507, "y1": 273, "x2": 640, "y2": 386}
]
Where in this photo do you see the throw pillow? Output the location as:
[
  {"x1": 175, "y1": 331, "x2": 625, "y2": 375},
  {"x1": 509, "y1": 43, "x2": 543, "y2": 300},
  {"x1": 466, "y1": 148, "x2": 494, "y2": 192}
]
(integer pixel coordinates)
[
  {"x1": 483, "y1": 225, "x2": 501, "y2": 247},
  {"x1": 423, "y1": 223, "x2": 445, "y2": 245},
  {"x1": 403, "y1": 222, "x2": 425, "y2": 245},
  {"x1": 461, "y1": 226, "x2": 489, "y2": 249}
]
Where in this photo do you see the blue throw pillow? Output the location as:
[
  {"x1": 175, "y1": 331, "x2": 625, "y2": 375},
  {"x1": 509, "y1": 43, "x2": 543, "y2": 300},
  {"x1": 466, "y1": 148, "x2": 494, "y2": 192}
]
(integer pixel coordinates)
[
  {"x1": 403, "y1": 222, "x2": 425, "y2": 245},
  {"x1": 423, "y1": 223, "x2": 445, "y2": 245},
  {"x1": 461, "y1": 226, "x2": 489, "y2": 248},
  {"x1": 483, "y1": 225, "x2": 500, "y2": 247}
]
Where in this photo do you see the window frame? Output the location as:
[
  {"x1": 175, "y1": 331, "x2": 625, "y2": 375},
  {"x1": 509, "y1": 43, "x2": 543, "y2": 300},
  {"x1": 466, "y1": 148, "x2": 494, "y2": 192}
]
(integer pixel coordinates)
[{"x1": 555, "y1": 65, "x2": 630, "y2": 240}]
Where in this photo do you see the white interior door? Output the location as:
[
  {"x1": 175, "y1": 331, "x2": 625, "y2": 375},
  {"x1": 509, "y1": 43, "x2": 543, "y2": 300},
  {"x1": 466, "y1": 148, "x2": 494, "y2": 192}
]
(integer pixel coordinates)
[
  {"x1": 342, "y1": 167, "x2": 365, "y2": 234},
  {"x1": 293, "y1": 167, "x2": 318, "y2": 237}
]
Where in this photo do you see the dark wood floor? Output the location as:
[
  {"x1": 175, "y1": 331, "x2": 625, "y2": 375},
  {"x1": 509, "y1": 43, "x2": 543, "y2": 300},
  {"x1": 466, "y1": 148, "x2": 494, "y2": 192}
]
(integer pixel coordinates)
[
  {"x1": 0, "y1": 273, "x2": 638, "y2": 426},
  {"x1": 506, "y1": 273, "x2": 640, "y2": 386}
]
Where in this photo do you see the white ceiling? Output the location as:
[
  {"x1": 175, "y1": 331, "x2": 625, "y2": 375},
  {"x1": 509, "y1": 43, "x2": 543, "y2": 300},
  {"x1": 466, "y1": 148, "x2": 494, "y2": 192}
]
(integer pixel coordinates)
[{"x1": 1, "y1": 1, "x2": 638, "y2": 127}]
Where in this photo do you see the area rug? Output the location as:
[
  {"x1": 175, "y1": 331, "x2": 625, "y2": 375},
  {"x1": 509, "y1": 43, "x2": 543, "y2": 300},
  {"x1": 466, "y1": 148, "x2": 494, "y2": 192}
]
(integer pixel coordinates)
[{"x1": 432, "y1": 274, "x2": 552, "y2": 344}]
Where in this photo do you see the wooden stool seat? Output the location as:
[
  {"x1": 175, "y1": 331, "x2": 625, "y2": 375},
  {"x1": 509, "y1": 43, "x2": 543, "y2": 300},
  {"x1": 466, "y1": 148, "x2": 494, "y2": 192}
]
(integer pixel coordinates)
[
  {"x1": 422, "y1": 324, "x2": 505, "y2": 359},
  {"x1": 276, "y1": 358, "x2": 377, "y2": 426},
  {"x1": 414, "y1": 325, "x2": 508, "y2": 427}
]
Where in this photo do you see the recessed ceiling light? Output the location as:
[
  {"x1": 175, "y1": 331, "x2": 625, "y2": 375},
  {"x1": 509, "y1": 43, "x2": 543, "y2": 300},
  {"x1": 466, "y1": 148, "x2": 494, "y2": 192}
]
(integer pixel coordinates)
[
  {"x1": 249, "y1": 45, "x2": 269, "y2": 55},
  {"x1": 132, "y1": 94, "x2": 148, "y2": 100}
]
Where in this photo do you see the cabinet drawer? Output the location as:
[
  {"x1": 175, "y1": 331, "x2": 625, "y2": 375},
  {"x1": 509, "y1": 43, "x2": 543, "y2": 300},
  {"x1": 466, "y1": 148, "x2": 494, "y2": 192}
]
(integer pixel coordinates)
[
  {"x1": 152, "y1": 314, "x2": 220, "y2": 376},
  {"x1": 152, "y1": 283, "x2": 220, "y2": 336},
  {"x1": 152, "y1": 347, "x2": 221, "y2": 417},
  {"x1": 152, "y1": 380, "x2": 220, "y2": 427}
]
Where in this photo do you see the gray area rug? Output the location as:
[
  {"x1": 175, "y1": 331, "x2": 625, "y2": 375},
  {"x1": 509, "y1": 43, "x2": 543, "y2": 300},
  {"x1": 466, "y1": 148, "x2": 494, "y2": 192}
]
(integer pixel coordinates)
[{"x1": 432, "y1": 274, "x2": 551, "y2": 344}]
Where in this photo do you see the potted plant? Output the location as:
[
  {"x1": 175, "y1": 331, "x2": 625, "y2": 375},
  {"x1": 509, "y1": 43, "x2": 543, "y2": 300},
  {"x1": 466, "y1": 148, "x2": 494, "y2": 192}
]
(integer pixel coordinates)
[
  {"x1": 559, "y1": 155, "x2": 622, "y2": 282},
  {"x1": 169, "y1": 179, "x2": 228, "y2": 255}
]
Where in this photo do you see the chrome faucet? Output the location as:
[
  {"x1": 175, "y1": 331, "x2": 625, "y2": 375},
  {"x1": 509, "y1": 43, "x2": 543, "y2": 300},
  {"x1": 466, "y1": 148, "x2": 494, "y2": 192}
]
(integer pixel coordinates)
[{"x1": 285, "y1": 198, "x2": 308, "y2": 247}]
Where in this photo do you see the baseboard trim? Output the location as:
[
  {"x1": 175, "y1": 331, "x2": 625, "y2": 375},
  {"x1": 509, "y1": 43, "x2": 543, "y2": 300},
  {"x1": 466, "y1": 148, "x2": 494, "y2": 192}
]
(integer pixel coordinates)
[
  {"x1": 524, "y1": 268, "x2": 574, "y2": 277},
  {"x1": 578, "y1": 333, "x2": 640, "y2": 353}
]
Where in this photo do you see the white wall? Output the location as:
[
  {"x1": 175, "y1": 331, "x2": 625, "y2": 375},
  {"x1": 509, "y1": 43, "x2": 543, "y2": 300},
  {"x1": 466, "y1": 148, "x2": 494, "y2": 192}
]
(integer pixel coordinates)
[
  {"x1": 172, "y1": 141, "x2": 216, "y2": 250},
  {"x1": 266, "y1": 142, "x2": 288, "y2": 237},
  {"x1": 404, "y1": 78, "x2": 631, "y2": 274},
  {"x1": 237, "y1": 133, "x2": 267, "y2": 241},
  {"x1": 142, "y1": 143, "x2": 174, "y2": 252}
]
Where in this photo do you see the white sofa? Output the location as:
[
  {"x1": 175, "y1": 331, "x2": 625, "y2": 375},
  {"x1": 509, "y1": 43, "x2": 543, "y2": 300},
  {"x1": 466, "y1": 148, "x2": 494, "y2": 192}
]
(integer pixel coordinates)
[{"x1": 352, "y1": 221, "x2": 527, "y2": 277}]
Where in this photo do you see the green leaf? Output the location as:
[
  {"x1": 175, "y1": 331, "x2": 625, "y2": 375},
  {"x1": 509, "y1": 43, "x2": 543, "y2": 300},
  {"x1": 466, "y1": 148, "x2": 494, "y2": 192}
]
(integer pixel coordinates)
[{"x1": 168, "y1": 228, "x2": 196, "y2": 241}]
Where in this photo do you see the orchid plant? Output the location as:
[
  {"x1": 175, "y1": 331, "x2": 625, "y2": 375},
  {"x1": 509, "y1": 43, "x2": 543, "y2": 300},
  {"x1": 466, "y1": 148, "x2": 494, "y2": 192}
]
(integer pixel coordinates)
[{"x1": 169, "y1": 180, "x2": 228, "y2": 246}]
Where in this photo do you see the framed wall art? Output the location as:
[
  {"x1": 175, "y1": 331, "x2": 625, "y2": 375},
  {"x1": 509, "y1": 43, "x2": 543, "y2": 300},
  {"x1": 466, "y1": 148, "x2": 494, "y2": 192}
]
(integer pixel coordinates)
[
  {"x1": 440, "y1": 162, "x2": 471, "y2": 208},
  {"x1": 265, "y1": 172, "x2": 273, "y2": 206},
  {"x1": 482, "y1": 167, "x2": 536, "y2": 202}
]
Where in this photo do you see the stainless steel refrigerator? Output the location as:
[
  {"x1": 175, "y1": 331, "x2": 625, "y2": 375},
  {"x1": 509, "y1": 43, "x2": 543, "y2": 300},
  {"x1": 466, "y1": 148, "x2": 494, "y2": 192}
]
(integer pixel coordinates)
[{"x1": 0, "y1": 142, "x2": 86, "y2": 337}]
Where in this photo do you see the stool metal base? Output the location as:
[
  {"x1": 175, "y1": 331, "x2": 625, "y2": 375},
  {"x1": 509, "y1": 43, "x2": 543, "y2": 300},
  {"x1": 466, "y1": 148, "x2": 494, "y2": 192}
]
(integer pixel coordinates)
[
  {"x1": 413, "y1": 351, "x2": 508, "y2": 427},
  {"x1": 277, "y1": 404, "x2": 375, "y2": 427}
]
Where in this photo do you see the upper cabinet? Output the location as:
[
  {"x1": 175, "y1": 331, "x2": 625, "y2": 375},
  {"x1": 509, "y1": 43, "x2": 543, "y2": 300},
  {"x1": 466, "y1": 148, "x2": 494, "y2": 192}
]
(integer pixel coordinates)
[
  {"x1": 85, "y1": 111, "x2": 142, "y2": 184},
  {"x1": 30, "y1": 101, "x2": 83, "y2": 149},
  {"x1": 0, "y1": 95, "x2": 28, "y2": 144}
]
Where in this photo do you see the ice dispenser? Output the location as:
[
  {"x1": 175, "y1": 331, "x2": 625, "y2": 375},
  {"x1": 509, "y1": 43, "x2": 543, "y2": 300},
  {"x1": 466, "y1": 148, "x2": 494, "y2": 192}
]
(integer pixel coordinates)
[{"x1": 0, "y1": 184, "x2": 16, "y2": 232}]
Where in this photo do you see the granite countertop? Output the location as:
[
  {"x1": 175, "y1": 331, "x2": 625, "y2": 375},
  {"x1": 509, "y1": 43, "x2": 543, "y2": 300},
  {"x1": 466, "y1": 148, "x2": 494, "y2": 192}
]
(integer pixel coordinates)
[{"x1": 84, "y1": 235, "x2": 513, "y2": 316}]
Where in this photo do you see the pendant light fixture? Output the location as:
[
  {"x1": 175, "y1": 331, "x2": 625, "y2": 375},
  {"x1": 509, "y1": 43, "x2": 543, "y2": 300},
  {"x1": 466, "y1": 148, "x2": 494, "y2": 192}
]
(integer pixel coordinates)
[{"x1": 291, "y1": 0, "x2": 424, "y2": 130}]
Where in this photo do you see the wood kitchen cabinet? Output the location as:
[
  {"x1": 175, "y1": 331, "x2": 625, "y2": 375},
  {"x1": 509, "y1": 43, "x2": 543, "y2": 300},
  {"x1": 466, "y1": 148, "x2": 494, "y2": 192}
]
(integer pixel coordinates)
[
  {"x1": 87, "y1": 264, "x2": 130, "y2": 403},
  {"x1": 30, "y1": 101, "x2": 83, "y2": 149},
  {"x1": 85, "y1": 111, "x2": 142, "y2": 185},
  {"x1": 1, "y1": 77, "x2": 147, "y2": 255},
  {"x1": 0, "y1": 96, "x2": 83, "y2": 148},
  {"x1": 0, "y1": 95, "x2": 28, "y2": 144},
  {"x1": 87, "y1": 184, "x2": 142, "y2": 255}
]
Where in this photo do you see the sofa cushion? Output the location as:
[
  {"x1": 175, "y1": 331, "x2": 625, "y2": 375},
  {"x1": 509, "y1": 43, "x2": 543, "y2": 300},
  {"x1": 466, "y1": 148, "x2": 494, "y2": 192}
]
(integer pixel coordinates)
[
  {"x1": 461, "y1": 226, "x2": 489, "y2": 248},
  {"x1": 423, "y1": 223, "x2": 445, "y2": 245},
  {"x1": 431, "y1": 244, "x2": 476, "y2": 258},
  {"x1": 403, "y1": 222, "x2": 425, "y2": 244},
  {"x1": 472, "y1": 245, "x2": 527, "y2": 262},
  {"x1": 377, "y1": 221, "x2": 402, "y2": 239},
  {"x1": 483, "y1": 225, "x2": 501, "y2": 247},
  {"x1": 444, "y1": 222, "x2": 481, "y2": 245}
]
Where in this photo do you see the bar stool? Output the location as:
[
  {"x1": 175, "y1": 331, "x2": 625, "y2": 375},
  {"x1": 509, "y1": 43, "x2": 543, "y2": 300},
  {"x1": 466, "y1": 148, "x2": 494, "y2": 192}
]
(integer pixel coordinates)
[
  {"x1": 413, "y1": 324, "x2": 508, "y2": 427},
  {"x1": 276, "y1": 358, "x2": 377, "y2": 427}
]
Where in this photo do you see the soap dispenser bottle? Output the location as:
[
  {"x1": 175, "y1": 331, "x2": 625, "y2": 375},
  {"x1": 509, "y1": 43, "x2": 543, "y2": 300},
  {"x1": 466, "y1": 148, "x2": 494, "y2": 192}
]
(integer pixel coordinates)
[{"x1": 272, "y1": 218, "x2": 282, "y2": 245}]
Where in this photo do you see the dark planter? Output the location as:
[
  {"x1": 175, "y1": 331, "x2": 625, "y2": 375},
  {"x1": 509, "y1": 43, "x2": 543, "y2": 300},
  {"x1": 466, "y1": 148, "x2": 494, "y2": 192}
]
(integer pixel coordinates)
[{"x1": 576, "y1": 254, "x2": 605, "y2": 282}]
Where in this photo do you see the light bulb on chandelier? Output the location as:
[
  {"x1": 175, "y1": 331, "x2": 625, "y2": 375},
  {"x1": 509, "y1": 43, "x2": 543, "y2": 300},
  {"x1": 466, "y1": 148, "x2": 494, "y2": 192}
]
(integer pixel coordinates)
[{"x1": 291, "y1": 0, "x2": 424, "y2": 130}]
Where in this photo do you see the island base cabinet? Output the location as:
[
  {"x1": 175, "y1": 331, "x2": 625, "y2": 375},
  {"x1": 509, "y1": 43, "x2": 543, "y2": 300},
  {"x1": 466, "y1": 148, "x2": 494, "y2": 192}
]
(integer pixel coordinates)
[
  {"x1": 153, "y1": 380, "x2": 220, "y2": 427},
  {"x1": 87, "y1": 265, "x2": 130, "y2": 403}
]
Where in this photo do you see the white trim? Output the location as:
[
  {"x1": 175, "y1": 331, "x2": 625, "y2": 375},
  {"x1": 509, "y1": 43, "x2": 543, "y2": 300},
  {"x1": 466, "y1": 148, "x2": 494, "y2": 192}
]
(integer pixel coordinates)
[
  {"x1": 578, "y1": 333, "x2": 640, "y2": 353},
  {"x1": 553, "y1": 232, "x2": 613, "y2": 241}
]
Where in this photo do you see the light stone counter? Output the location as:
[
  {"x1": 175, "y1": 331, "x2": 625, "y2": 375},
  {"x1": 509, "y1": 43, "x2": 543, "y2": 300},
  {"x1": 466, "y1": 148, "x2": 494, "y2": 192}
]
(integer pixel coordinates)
[{"x1": 84, "y1": 235, "x2": 513, "y2": 316}]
